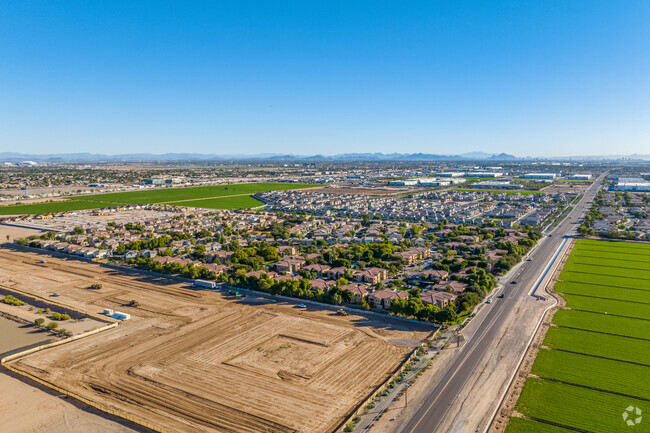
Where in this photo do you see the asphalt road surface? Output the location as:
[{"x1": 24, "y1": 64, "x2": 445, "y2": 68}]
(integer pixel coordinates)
[{"x1": 398, "y1": 174, "x2": 606, "y2": 433}]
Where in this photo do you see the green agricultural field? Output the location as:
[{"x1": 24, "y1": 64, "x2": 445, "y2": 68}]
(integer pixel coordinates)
[
  {"x1": 505, "y1": 417, "x2": 574, "y2": 433},
  {"x1": 568, "y1": 255, "x2": 650, "y2": 271},
  {"x1": 516, "y1": 378, "x2": 648, "y2": 433},
  {"x1": 544, "y1": 326, "x2": 650, "y2": 366},
  {"x1": 0, "y1": 200, "x2": 122, "y2": 215},
  {"x1": 555, "y1": 281, "x2": 650, "y2": 304},
  {"x1": 532, "y1": 349, "x2": 650, "y2": 399},
  {"x1": 562, "y1": 262, "x2": 650, "y2": 281},
  {"x1": 505, "y1": 239, "x2": 650, "y2": 433},
  {"x1": 166, "y1": 195, "x2": 264, "y2": 210},
  {"x1": 562, "y1": 294, "x2": 650, "y2": 320},
  {"x1": 560, "y1": 271, "x2": 650, "y2": 290},
  {"x1": 569, "y1": 249, "x2": 650, "y2": 264},
  {"x1": 70, "y1": 182, "x2": 313, "y2": 204},
  {"x1": 0, "y1": 183, "x2": 313, "y2": 214},
  {"x1": 575, "y1": 238, "x2": 650, "y2": 251},
  {"x1": 553, "y1": 309, "x2": 650, "y2": 340}
]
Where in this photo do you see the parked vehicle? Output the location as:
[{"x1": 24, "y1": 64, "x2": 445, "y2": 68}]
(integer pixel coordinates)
[{"x1": 193, "y1": 279, "x2": 217, "y2": 289}]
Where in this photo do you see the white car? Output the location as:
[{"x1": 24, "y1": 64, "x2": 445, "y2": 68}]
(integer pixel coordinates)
[
  {"x1": 296, "y1": 304, "x2": 307, "y2": 308},
  {"x1": 486, "y1": 299, "x2": 493, "y2": 304}
]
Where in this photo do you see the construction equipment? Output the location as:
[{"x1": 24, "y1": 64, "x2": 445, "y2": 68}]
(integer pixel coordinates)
[
  {"x1": 128, "y1": 300, "x2": 140, "y2": 307},
  {"x1": 336, "y1": 309, "x2": 348, "y2": 316}
]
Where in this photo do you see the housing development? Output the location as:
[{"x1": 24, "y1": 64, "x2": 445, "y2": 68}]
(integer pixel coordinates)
[{"x1": 0, "y1": 159, "x2": 647, "y2": 433}]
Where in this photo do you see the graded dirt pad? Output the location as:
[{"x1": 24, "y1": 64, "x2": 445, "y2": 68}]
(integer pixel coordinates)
[{"x1": 0, "y1": 249, "x2": 429, "y2": 433}]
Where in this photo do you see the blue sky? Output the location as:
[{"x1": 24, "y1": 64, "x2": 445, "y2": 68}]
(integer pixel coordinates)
[{"x1": 1, "y1": 1, "x2": 648, "y2": 157}]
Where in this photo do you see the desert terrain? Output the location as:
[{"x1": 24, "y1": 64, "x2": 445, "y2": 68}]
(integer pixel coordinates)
[{"x1": 0, "y1": 248, "x2": 430, "y2": 433}]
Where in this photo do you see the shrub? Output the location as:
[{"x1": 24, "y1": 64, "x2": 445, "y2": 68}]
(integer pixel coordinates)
[
  {"x1": 90, "y1": 283, "x2": 103, "y2": 290},
  {"x1": 344, "y1": 422, "x2": 356, "y2": 432},
  {"x1": 34, "y1": 318, "x2": 45, "y2": 327},
  {"x1": 46, "y1": 322, "x2": 58, "y2": 330},
  {"x1": 1, "y1": 295, "x2": 25, "y2": 306},
  {"x1": 50, "y1": 312, "x2": 71, "y2": 321}
]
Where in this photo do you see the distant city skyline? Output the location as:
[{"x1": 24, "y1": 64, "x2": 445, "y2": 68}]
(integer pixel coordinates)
[{"x1": 1, "y1": 1, "x2": 648, "y2": 157}]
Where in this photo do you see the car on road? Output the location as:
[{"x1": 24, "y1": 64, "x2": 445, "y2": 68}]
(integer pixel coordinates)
[
  {"x1": 486, "y1": 299, "x2": 493, "y2": 304},
  {"x1": 510, "y1": 281, "x2": 517, "y2": 284},
  {"x1": 296, "y1": 304, "x2": 307, "y2": 308},
  {"x1": 498, "y1": 294, "x2": 505, "y2": 298},
  {"x1": 526, "y1": 258, "x2": 533, "y2": 261},
  {"x1": 270, "y1": 299, "x2": 277, "y2": 303}
]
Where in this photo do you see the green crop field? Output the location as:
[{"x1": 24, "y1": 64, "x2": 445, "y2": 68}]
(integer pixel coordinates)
[
  {"x1": 562, "y1": 294, "x2": 650, "y2": 320},
  {"x1": 505, "y1": 417, "x2": 574, "y2": 433},
  {"x1": 568, "y1": 255, "x2": 650, "y2": 270},
  {"x1": 560, "y1": 271, "x2": 650, "y2": 290},
  {"x1": 562, "y1": 262, "x2": 650, "y2": 281},
  {"x1": 553, "y1": 309, "x2": 650, "y2": 340},
  {"x1": 0, "y1": 183, "x2": 313, "y2": 214},
  {"x1": 515, "y1": 378, "x2": 648, "y2": 433},
  {"x1": 0, "y1": 200, "x2": 122, "y2": 215},
  {"x1": 505, "y1": 239, "x2": 650, "y2": 432},
  {"x1": 570, "y1": 247, "x2": 650, "y2": 263},
  {"x1": 166, "y1": 196, "x2": 265, "y2": 210},
  {"x1": 544, "y1": 326, "x2": 650, "y2": 365},
  {"x1": 555, "y1": 281, "x2": 650, "y2": 303},
  {"x1": 532, "y1": 348, "x2": 650, "y2": 399},
  {"x1": 69, "y1": 182, "x2": 312, "y2": 204}
]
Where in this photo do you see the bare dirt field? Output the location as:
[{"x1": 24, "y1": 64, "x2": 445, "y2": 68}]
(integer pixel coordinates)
[
  {"x1": 0, "y1": 224, "x2": 44, "y2": 243},
  {"x1": 541, "y1": 182, "x2": 590, "y2": 194},
  {"x1": 0, "y1": 248, "x2": 430, "y2": 433},
  {"x1": 309, "y1": 187, "x2": 410, "y2": 195}
]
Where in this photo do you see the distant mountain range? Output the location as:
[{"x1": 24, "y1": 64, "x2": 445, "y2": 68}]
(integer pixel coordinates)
[
  {"x1": 0, "y1": 151, "x2": 517, "y2": 163},
  {"x1": 1, "y1": 151, "x2": 649, "y2": 163}
]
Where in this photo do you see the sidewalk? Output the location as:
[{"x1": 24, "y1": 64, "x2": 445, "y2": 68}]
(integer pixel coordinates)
[{"x1": 351, "y1": 330, "x2": 456, "y2": 432}]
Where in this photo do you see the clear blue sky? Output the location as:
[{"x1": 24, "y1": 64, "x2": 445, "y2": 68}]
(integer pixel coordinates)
[{"x1": 1, "y1": 1, "x2": 648, "y2": 157}]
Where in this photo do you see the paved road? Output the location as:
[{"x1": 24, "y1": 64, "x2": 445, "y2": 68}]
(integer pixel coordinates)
[{"x1": 397, "y1": 174, "x2": 605, "y2": 433}]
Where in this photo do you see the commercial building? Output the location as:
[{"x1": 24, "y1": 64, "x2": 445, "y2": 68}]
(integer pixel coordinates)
[
  {"x1": 520, "y1": 173, "x2": 557, "y2": 180},
  {"x1": 388, "y1": 179, "x2": 419, "y2": 186},
  {"x1": 437, "y1": 172, "x2": 465, "y2": 177},
  {"x1": 466, "y1": 172, "x2": 504, "y2": 178},
  {"x1": 568, "y1": 174, "x2": 592, "y2": 180}
]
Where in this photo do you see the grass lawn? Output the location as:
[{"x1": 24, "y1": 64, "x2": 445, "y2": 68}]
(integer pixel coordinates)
[
  {"x1": 516, "y1": 378, "x2": 648, "y2": 433},
  {"x1": 531, "y1": 348, "x2": 650, "y2": 399},
  {"x1": 562, "y1": 294, "x2": 650, "y2": 320},
  {"x1": 553, "y1": 309, "x2": 650, "y2": 340},
  {"x1": 166, "y1": 196, "x2": 264, "y2": 210},
  {"x1": 505, "y1": 418, "x2": 575, "y2": 433},
  {"x1": 544, "y1": 326, "x2": 650, "y2": 365},
  {"x1": 555, "y1": 281, "x2": 650, "y2": 304}
]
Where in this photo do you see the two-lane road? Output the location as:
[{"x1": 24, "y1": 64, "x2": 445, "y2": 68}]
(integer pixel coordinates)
[{"x1": 398, "y1": 174, "x2": 605, "y2": 433}]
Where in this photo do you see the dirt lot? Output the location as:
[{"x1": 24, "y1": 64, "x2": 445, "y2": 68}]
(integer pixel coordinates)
[
  {"x1": 0, "y1": 248, "x2": 429, "y2": 433},
  {"x1": 309, "y1": 187, "x2": 410, "y2": 195}
]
